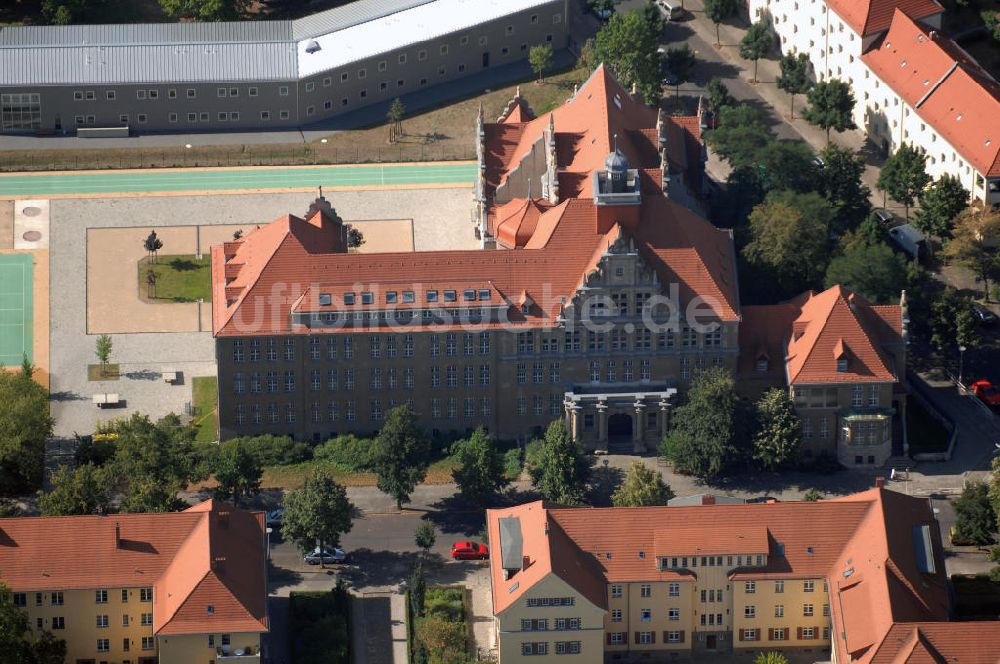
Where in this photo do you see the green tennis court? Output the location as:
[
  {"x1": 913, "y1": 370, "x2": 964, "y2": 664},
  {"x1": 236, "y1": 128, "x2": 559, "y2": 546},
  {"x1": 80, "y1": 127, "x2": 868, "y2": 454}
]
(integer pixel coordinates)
[
  {"x1": 0, "y1": 254, "x2": 33, "y2": 366},
  {"x1": 0, "y1": 161, "x2": 477, "y2": 197}
]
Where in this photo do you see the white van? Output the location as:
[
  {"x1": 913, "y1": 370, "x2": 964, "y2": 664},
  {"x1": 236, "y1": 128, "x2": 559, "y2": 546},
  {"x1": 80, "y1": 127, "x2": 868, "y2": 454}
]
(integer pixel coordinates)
[{"x1": 660, "y1": 0, "x2": 685, "y2": 21}]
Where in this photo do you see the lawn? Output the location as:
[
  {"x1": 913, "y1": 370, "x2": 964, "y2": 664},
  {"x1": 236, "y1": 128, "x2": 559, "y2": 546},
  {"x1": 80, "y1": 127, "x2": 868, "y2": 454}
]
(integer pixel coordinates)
[
  {"x1": 191, "y1": 376, "x2": 218, "y2": 443},
  {"x1": 906, "y1": 395, "x2": 951, "y2": 455},
  {"x1": 951, "y1": 574, "x2": 1000, "y2": 620},
  {"x1": 139, "y1": 255, "x2": 212, "y2": 303},
  {"x1": 260, "y1": 457, "x2": 460, "y2": 490},
  {"x1": 87, "y1": 363, "x2": 120, "y2": 381},
  {"x1": 289, "y1": 587, "x2": 351, "y2": 664}
]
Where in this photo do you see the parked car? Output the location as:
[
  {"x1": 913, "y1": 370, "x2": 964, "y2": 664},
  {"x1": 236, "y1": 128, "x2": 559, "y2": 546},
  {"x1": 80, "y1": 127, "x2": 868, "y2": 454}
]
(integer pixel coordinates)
[
  {"x1": 265, "y1": 508, "x2": 284, "y2": 529},
  {"x1": 972, "y1": 303, "x2": 997, "y2": 325},
  {"x1": 450, "y1": 541, "x2": 489, "y2": 560},
  {"x1": 304, "y1": 546, "x2": 349, "y2": 565},
  {"x1": 970, "y1": 380, "x2": 1000, "y2": 407},
  {"x1": 663, "y1": 71, "x2": 680, "y2": 86},
  {"x1": 888, "y1": 224, "x2": 926, "y2": 261},
  {"x1": 659, "y1": 0, "x2": 686, "y2": 21},
  {"x1": 873, "y1": 208, "x2": 895, "y2": 226}
]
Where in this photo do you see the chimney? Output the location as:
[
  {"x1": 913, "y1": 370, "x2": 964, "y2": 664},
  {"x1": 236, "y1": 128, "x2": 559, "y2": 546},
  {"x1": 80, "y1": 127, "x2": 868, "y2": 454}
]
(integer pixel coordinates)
[
  {"x1": 522, "y1": 555, "x2": 531, "y2": 571},
  {"x1": 213, "y1": 556, "x2": 227, "y2": 575},
  {"x1": 928, "y1": 30, "x2": 938, "y2": 41},
  {"x1": 115, "y1": 522, "x2": 121, "y2": 549},
  {"x1": 702, "y1": 495, "x2": 716, "y2": 506},
  {"x1": 875, "y1": 476, "x2": 886, "y2": 489}
]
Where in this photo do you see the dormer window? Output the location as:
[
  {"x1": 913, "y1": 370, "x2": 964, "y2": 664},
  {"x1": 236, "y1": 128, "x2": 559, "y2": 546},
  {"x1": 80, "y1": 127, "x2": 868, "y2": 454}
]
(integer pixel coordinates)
[
  {"x1": 318, "y1": 293, "x2": 332, "y2": 306},
  {"x1": 426, "y1": 290, "x2": 439, "y2": 302},
  {"x1": 837, "y1": 357, "x2": 848, "y2": 372},
  {"x1": 478, "y1": 289, "x2": 491, "y2": 300},
  {"x1": 343, "y1": 292, "x2": 356, "y2": 305},
  {"x1": 755, "y1": 358, "x2": 769, "y2": 373},
  {"x1": 463, "y1": 289, "x2": 476, "y2": 301},
  {"x1": 521, "y1": 304, "x2": 531, "y2": 315},
  {"x1": 443, "y1": 290, "x2": 457, "y2": 302},
  {"x1": 402, "y1": 290, "x2": 415, "y2": 303},
  {"x1": 361, "y1": 291, "x2": 374, "y2": 305},
  {"x1": 385, "y1": 291, "x2": 398, "y2": 304}
]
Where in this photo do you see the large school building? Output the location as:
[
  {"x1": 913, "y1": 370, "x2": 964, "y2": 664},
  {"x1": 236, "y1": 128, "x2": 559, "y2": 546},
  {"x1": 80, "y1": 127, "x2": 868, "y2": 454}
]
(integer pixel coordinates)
[{"x1": 0, "y1": 0, "x2": 572, "y2": 134}]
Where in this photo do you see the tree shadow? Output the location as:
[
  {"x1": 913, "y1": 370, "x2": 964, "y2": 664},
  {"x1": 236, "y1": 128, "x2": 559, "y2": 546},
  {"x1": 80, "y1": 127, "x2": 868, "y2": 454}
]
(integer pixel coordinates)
[
  {"x1": 49, "y1": 391, "x2": 87, "y2": 402},
  {"x1": 267, "y1": 562, "x2": 305, "y2": 594},
  {"x1": 423, "y1": 495, "x2": 487, "y2": 538},
  {"x1": 168, "y1": 258, "x2": 201, "y2": 271},
  {"x1": 124, "y1": 370, "x2": 161, "y2": 381},
  {"x1": 587, "y1": 464, "x2": 625, "y2": 506},
  {"x1": 699, "y1": 467, "x2": 879, "y2": 497}
]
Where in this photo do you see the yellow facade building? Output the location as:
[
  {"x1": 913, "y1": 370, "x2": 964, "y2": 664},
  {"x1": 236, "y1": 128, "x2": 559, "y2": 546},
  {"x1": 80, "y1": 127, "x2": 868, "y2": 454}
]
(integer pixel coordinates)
[
  {"x1": 0, "y1": 499, "x2": 268, "y2": 664},
  {"x1": 487, "y1": 485, "x2": 1000, "y2": 664}
]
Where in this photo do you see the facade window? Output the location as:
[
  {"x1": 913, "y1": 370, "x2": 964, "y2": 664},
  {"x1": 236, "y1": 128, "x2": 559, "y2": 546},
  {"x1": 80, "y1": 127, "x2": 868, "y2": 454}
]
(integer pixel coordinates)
[
  {"x1": 852, "y1": 385, "x2": 863, "y2": 406},
  {"x1": 869, "y1": 384, "x2": 879, "y2": 406},
  {"x1": 96, "y1": 590, "x2": 108, "y2": 604},
  {"x1": 668, "y1": 608, "x2": 680, "y2": 621},
  {"x1": 744, "y1": 628, "x2": 758, "y2": 641},
  {"x1": 141, "y1": 612, "x2": 153, "y2": 626},
  {"x1": 610, "y1": 584, "x2": 622, "y2": 598},
  {"x1": 97, "y1": 639, "x2": 110, "y2": 652},
  {"x1": 804, "y1": 580, "x2": 815, "y2": 592},
  {"x1": 142, "y1": 637, "x2": 154, "y2": 650},
  {"x1": 804, "y1": 603, "x2": 814, "y2": 616},
  {"x1": 640, "y1": 584, "x2": 651, "y2": 597},
  {"x1": 745, "y1": 581, "x2": 755, "y2": 594},
  {"x1": 668, "y1": 583, "x2": 679, "y2": 597},
  {"x1": 744, "y1": 605, "x2": 756, "y2": 618},
  {"x1": 51, "y1": 591, "x2": 63, "y2": 605},
  {"x1": 610, "y1": 632, "x2": 624, "y2": 645},
  {"x1": 775, "y1": 604, "x2": 784, "y2": 617},
  {"x1": 96, "y1": 614, "x2": 109, "y2": 628},
  {"x1": 774, "y1": 628, "x2": 787, "y2": 641},
  {"x1": 775, "y1": 580, "x2": 784, "y2": 593}
]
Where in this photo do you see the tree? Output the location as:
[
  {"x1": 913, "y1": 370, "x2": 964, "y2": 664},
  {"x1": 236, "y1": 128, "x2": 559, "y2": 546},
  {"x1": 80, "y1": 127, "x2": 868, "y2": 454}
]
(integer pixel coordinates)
[
  {"x1": 612, "y1": 462, "x2": 675, "y2": 507},
  {"x1": 346, "y1": 225, "x2": 365, "y2": 249},
  {"x1": 841, "y1": 212, "x2": 891, "y2": 252},
  {"x1": 983, "y1": 9, "x2": 1000, "y2": 42},
  {"x1": 943, "y1": 209, "x2": 1000, "y2": 301},
  {"x1": 660, "y1": 367, "x2": 748, "y2": 479},
  {"x1": 38, "y1": 463, "x2": 112, "y2": 516},
  {"x1": 704, "y1": 0, "x2": 739, "y2": 46},
  {"x1": 409, "y1": 560, "x2": 426, "y2": 617},
  {"x1": 0, "y1": 582, "x2": 33, "y2": 663},
  {"x1": 95, "y1": 334, "x2": 112, "y2": 375},
  {"x1": 213, "y1": 439, "x2": 262, "y2": 507},
  {"x1": 751, "y1": 388, "x2": 801, "y2": 471},
  {"x1": 415, "y1": 522, "x2": 437, "y2": 555},
  {"x1": 593, "y1": 9, "x2": 665, "y2": 102},
  {"x1": 743, "y1": 190, "x2": 834, "y2": 296},
  {"x1": 705, "y1": 106, "x2": 771, "y2": 170},
  {"x1": 106, "y1": 413, "x2": 206, "y2": 513},
  {"x1": 817, "y1": 144, "x2": 872, "y2": 234},
  {"x1": 664, "y1": 45, "x2": 696, "y2": 104},
  {"x1": 803, "y1": 488, "x2": 823, "y2": 502},
  {"x1": 30, "y1": 630, "x2": 68, "y2": 664},
  {"x1": 802, "y1": 79, "x2": 857, "y2": 144},
  {"x1": 707, "y1": 78, "x2": 737, "y2": 113},
  {"x1": 825, "y1": 242, "x2": 908, "y2": 304},
  {"x1": 755, "y1": 139, "x2": 822, "y2": 195},
  {"x1": 370, "y1": 405, "x2": 431, "y2": 510},
  {"x1": 232, "y1": 229, "x2": 243, "y2": 240},
  {"x1": 755, "y1": 652, "x2": 790, "y2": 664},
  {"x1": 877, "y1": 143, "x2": 930, "y2": 219},
  {"x1": 0, "y1": 364, "x2": 52, "y2": 496},
  {"x1": 914, "y1": 174, "x2": 968, "y2": 244},
  {"x1": 529, "y1": 44, "x2": 553, "y2": 83},
  {"x1": 927, "y1": 287, "x2": 978, "y2": 352},
  {"x1": 387, "y1": 97, "x2": 406, "y2": 144},
  {"x1": 281, "y1": 467, "x2": 354, "y2": 567},
  {"x1": 143, "y1": 229, "x2": 163, "y2": 264},
  {"x1": 532, "y1": 420, "x2": 591, "y2": 505},
  {"x1": 776, "y1": 53, "x2": 812, "y2": 119},
  {"x1": 953, "y1": 481, "x2": 997, "y2": 546},
  {"x1": 739, "y1": 22, "x2": 773, "y2": 84},
  {"x1": 451, "y1": 427, "x2": 509, "y2": 506},
  {"x1": 158, "y1": 0, "x2": 236, "y2": 21},
  {"x1": 416, "y1": 614, "x2": 466, "y2": 657}
]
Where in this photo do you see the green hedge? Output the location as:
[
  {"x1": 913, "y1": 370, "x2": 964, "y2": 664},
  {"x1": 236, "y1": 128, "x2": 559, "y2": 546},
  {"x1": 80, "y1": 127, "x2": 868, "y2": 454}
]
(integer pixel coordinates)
[{"x1": 289, "y1": 586, "x2": 351, "y2": 664}]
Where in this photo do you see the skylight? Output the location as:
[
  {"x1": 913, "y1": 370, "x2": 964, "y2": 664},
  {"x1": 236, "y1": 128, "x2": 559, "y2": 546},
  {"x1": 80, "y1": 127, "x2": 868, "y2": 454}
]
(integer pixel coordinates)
[
  {"x1": 361, "y1": 291, "x2": 373, "y2": 304},
  {"x1": 318, "y1": 293, "x2": 332, "y2": 306},
  {"x1": 443, "y1": 290, "x2": 457, "y2": 302},
  {"x1": 385, "y1": 291, "x2": 398, "y2": 304},
  {"x1": 478, "y1": 289, "x2": 492, "y2": 300},
  {"x1": 463, "y1": 289, "x2": 476, "y2": 301},
  {"x1": 402, "y1": 290, "x2": 415, "y2": 303},
  {"x1": 343, "y1": 292, "x2": 356, "y2": 305},
  {"x1": 426, "y1": 290, "x2": 438, "y2": 302}
]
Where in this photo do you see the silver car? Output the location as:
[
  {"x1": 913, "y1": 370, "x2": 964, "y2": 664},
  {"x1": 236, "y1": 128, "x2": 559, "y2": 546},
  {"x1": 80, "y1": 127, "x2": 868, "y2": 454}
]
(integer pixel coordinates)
[{"x1": 304, "y1": 547, "x2": 349, "y2": 565}]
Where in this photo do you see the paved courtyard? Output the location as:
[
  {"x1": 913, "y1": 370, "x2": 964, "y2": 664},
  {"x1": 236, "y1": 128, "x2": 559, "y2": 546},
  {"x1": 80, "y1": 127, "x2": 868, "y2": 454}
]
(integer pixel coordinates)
[{"x1": 49, "y1": 185, "x2": 475, "y2": 438}]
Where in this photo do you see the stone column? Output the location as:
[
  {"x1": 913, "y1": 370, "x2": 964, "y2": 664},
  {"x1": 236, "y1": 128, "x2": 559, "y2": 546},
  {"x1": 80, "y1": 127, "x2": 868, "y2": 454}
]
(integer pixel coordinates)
[
  {"x1": 569, "y1": 404, "x2": 582, "y2": 441},
  {"x1": 596, "y1": 401, "x2": 608, "y2": 451},
  {"x1": 659, "y1": 399, "x2": 671, "y2": 439},
  {"x1": 633, "y1": 401, "x2": 646, "y2": 453}
]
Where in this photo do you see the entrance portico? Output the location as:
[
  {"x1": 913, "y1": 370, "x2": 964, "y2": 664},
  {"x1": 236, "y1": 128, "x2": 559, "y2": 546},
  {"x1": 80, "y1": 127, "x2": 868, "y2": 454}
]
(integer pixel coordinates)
[{"x1": 564, "y1": 384, "x2": 676, "y2": 453}]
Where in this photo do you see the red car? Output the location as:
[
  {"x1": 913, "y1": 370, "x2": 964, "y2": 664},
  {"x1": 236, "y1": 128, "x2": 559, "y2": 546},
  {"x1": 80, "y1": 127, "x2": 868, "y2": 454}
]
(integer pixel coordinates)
[
  {"x1": 450, "y1": 541, "x2": 489, "y2": 560},
  {"x1": 971, "y1": 380, "x2": 1000, "y2": 407}
]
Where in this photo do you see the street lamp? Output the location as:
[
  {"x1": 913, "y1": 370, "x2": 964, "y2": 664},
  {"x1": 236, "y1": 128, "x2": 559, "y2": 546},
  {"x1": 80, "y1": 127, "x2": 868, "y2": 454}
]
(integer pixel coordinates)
[{"x1": 958, "y1": 345, "x2": 967, "y2": 388}]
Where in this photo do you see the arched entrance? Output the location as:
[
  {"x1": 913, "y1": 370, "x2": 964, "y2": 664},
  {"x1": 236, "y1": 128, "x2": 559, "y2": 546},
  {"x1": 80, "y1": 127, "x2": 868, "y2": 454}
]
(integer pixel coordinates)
[{"x1": 607, "y1": 413, "x2": 632, "y2": 440}]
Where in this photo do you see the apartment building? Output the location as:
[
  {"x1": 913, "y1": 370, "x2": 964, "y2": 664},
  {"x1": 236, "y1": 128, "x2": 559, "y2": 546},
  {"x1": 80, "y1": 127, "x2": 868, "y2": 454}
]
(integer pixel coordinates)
[
  {"x1": 746, "y1": 0, "x2": 1000, "y2": 205},
  {"x1": 486, "y1": 485, "x2": 1000, "y2": 663},
  {"x1": 212, "y1": 65, "x2": 739, "y2": 447},
  {"x1": 0, "y1": 0, "x2": 570, "y2": 134},
  {"x1": 738, "y1": 285, "x2": 907, "y2": 468},
  {"x1": 0, "y1": 499, "x2": 268, "y2": 664}
]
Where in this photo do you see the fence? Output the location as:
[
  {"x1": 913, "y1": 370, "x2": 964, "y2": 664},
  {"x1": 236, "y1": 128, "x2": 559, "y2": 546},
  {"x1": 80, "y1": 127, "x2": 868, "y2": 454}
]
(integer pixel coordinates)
[{"x1": 0, "y1": 142, "x2": 477, "y2": 173}]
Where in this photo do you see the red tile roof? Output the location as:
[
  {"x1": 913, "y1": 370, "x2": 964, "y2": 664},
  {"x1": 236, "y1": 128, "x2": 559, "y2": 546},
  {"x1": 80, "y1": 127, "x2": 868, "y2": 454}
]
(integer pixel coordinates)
[
  {"x1": 861, "y1": 10, "x2": 1000, "y2": 177},
  {"x1": 212, "y1": 65, "x2": 740, "y2": 337},
  {"x1": 0, "y1": 499, "x2": 268, "y2": 636},
  {"x1": 739, "y1": 285, "x2": 902, "y2": 386},
  {"x1": 827, "y1": 0, "x2": 943, "y2": 36},
  {"x1": 488, "y1": 488, "x2": 990, "y2": 664},
  {"x1": 870, "y1": 623, "x2": 1000, "y2": 663}
]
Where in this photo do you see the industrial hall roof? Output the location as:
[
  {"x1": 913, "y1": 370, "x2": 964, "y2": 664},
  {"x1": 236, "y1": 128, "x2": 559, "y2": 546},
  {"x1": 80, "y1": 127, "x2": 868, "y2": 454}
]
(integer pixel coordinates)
[
  {"x1": 0, "y1": 499, "x2": 269, "y2": 636},
  {"x1": 486, "y1": 487, "x2": 999, "y2": 664},
  {"x1": 211, "y1": 65, "x2": 740, "y2": 338},
  {"x1": 0, "y1": 0, "x2": 558, "y2": 86}
]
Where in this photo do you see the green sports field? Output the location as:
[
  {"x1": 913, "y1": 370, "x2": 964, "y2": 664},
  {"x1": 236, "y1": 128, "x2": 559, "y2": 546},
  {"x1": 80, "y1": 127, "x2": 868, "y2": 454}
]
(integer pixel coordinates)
[
  {"x1": 0, "y1": 162, "x2": 477, "y2": 197},
  {"x1": 0, "y1": 253, "x2": 33, "y2": 366}
]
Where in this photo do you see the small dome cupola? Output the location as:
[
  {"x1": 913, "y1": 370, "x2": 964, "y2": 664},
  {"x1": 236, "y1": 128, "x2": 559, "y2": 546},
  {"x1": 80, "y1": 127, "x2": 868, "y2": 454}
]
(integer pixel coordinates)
[{"x1": 604, "y1": 135, "x2": 629, "y2": 191}]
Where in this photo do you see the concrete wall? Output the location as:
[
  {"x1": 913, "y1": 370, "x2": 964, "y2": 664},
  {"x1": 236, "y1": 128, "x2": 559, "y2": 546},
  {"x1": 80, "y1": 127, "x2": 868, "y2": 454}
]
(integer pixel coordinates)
[{"x1": 158, "y1": 631, "x2": 261, "y2": 663}]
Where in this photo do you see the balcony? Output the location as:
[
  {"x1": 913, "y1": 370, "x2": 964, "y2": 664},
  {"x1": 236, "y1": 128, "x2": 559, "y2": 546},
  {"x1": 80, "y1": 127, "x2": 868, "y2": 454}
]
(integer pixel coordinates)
[{"x1": 216, "y1": 646, "x2": 260, "y2": 660}]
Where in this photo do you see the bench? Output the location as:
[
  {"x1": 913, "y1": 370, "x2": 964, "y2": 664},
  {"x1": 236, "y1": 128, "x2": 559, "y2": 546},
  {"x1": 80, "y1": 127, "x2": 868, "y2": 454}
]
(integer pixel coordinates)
[{"x1": 92, "y1": 393, "x2": 120, "y2": 408}]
